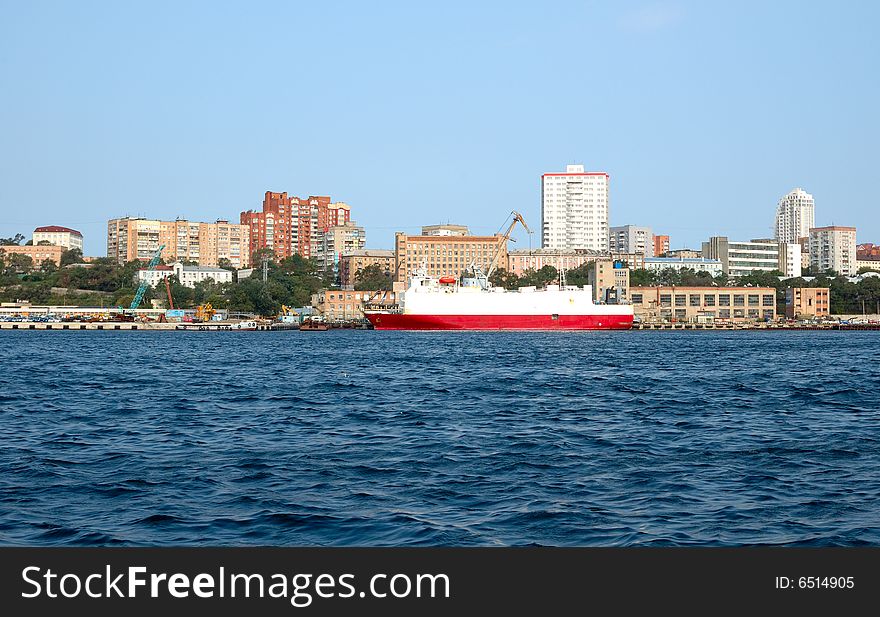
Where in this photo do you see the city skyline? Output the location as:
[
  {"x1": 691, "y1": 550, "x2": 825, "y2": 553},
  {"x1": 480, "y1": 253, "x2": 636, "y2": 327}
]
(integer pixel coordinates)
[{"x1": 2, "y1": 1, "x2": 878, "y2": 255}]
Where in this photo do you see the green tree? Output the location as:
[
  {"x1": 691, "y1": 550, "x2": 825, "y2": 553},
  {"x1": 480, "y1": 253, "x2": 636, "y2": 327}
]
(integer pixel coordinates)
[
  {"x1": 39, "y1": 259, "x2": 58, "y2": 274},
  {"x1": 0, "y1": 233, "x2": 25, "y2": 246},
  {"x1": 565, "y1": 262, "x2": 591, "y2": 287},
  {"x1": 354, "y1": 263, "x2": 393, "y2": 290},
  {"x1": 60, "y1": 248, "x2": 83, "y2": 266},
  {"x1": 519, "y1": 265, "x2": 558, "y2": 287},
  {"x1": 2, "y1": 252, "x2": 34, "y2": 274},
  {"x1": 629, "y1": 268, "x2": 655, "y2": 287},
  {"x1": 489, "y1": 268, "x2": 520, "y2": 290}
]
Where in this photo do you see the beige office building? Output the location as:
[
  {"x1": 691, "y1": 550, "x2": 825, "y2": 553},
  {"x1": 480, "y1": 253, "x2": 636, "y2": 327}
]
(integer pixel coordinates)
[
  {"x1": 339, "y1": 249, "x2": 395, "y2": 288},
  {"x1": 786, "y1": 287, "x2": 830, "y2": 318},
  {"x1": 587, "y1": 260, "x2": 630, "y2": 303},
  {"x1": 629, "y1": 286, "x2": 777, "y2": 322},
  {"x1": 394, "y1": 231, "x2": 507, "y2": 282}
]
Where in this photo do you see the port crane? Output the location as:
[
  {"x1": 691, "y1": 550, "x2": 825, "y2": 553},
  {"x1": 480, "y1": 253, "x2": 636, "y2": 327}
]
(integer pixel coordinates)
[
  {"x1": 463, "y1": 211, "x2": 531, "y2": 287},
  {"x1": 128, "y1": 244, "x2": 165, "y2": 311}
]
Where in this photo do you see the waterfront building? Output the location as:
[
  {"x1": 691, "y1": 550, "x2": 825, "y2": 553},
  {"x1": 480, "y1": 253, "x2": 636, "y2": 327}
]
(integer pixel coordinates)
[
  {"x1": 136, "y1": 262, "x2": 233, "y2": 288},
  {"x1": 609, "y1": 225, "x2": 652, "y2": 255},
  {"x1": 339, "y1": 249, "x2": 395, "y2": 288},
  {"x1": 315, "y1": 221, "x2": 367, "y2": 274},
  {"x1": 775, "y1": 188, "x2": 815, "y2": 244},
  {"x1": 311, "y1": 289, "x2": 400, "y2": 322},
  {"x1": 106, "y1": 217, "x2": 250, "y2": 268},
  {"x1": 0, "y1": 244, "x2": 65, "y2": 267},
  {"x1": 506, "y1": 248, "x2": 602, "y2": 277},
  {"x1": 809, "y1": 226, "x2": 857, "y2": 276},
  {"x1": 32, "y1": 226, "x2": 83, "y2": 251},
  {"x1": 701, "y1": 236, "x2": 781, "y2": 278},
  {"x1": 643, "y1": 257, "x2": 724, "y2": 277},
  {"x1": 629, "y1": 286, "x2": 777, "y2": 322},
  {"x1": 653, "y1": 234, "x2": 670, "y2": 257},
  {"x1": 394, "y1": 230, "x2": 507, "y2": 282},
  {"x1": 240, "y1": 191, "x2": 350, "y2": 261},
  {"x1": 786, "y1": 287, "x2": 830, "y2": 319},
  {"x1": 541, "y1": 164, "x2": 609, "y2": 251},
  {"x1": 586, "y1": 259, "x2": 630, "y2": 304}
]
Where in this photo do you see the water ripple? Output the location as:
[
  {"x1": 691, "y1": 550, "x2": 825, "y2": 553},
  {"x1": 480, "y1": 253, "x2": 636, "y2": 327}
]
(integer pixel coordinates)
[{"x1": 0, "y1": 330, "x2": 878, "y2": 546}]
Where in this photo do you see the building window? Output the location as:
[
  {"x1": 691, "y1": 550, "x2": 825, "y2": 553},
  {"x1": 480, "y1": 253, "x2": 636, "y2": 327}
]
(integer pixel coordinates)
[
  {"x1": 734, "y1": 309, "x2": 745, "y2": 318},
  {"x1": 719, "y1": 309, "x2": 730, "y2": 319},
  {"x1": 762, "y1": 294, "x2": 774, "y2": 306},
  {"x1": 719, "y1": 294, "x2": 730, "y2": 306},
  {"x1": 660, "y1": 294, "x2": 672, "y2": 307},
  {"x1": 674, "y1": 309, "x2": 686, "y2": 319},
  {"x1": 675, "y1": 295, "x2": 686, "y2": 307},
  {"x1": 689, "y1": 294, "x2": 700, "y2": 307},
  {"x1": 748, "y1": 294, "x2": 759, "y2": 307},
  {"x1": 630, "y1": 293, "x2": 643, "y2": 305},
  {"x1": 734, "y1": 295, "x2": 745, "y2": 307},
  {"x1": 704, "y1": 294, "x2": 716, "y2": 306}
]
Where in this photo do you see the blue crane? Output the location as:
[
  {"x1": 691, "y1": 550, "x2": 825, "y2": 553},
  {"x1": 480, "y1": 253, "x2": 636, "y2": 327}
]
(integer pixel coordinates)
[{"x1": 128, "y1": 244, "x2": 166, "y2": 311}]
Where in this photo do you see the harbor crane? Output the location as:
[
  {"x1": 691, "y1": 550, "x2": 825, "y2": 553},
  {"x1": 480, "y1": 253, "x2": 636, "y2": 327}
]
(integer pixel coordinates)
[
  {"x1": 464, "y1": 211, "x2": 531, "y2": 286},
  {"x1": 128, "y1": 244, "x2": 166, "y2": 311},
  {"x1": 486, "y1": 211, "x2": 531, "y2": 279}
]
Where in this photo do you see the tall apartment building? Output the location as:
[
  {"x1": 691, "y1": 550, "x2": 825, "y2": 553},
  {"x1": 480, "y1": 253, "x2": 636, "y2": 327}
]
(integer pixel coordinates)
[
  {"x1": 653, "y1": 234, "x2": 670, "y2": 257},
  {"x1": 394, "y1": 231, "x2": 507, "y2": 282},
  {"x1": 240, "y1": 192, "x2": 350, "y2": 261},
  {"x1": 541, "y1": 164, "x2": 609, "y2": 251},
  {"x1": 315, "y1": 221, "x2": 367, "y2": 273},
  {"x1": 775, "y1": 188, "x2": 815, "y2": 244},
  {"x1": 106, "y1": 217, "x2": 250, "y2": 267},
  {"x1": 32, "y1": 226, "x2": 83, "y2": 251},
  {"x1": 609, "y1": 225, "x2": 652, "y2": 255},
  {"x1": 809, "y1": 226, "x2": 857, "y2": 275},
  {"x1": 702, "y1": 236, "x2": 781, "y2": 278}
]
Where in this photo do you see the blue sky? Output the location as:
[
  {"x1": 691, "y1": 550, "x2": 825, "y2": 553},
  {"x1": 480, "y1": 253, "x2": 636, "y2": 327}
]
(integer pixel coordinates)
[{"x1": 1, "y1": 0, "x2": 877, "y2": 256}]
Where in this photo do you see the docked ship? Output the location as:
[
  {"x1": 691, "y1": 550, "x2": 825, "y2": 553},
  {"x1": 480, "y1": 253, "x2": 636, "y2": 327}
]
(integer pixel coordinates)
[{"x1": 364, "y1": 212, "x2": 633, "y2": 331}]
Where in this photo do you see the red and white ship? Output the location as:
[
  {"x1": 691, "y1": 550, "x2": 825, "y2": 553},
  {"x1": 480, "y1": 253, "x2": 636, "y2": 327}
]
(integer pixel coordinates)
[{"x1": 364, "y1": 212, "x2": 633, "y2": 331}]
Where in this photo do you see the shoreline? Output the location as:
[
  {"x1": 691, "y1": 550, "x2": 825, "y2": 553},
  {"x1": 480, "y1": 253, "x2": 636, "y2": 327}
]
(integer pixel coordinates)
[{"x1": 1, "y1": 321, "x2": 878, "y2": 332}]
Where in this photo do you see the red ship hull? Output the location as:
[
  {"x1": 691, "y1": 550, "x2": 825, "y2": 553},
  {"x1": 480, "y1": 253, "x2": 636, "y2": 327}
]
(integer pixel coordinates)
[{"x1": 365, "y1": 313, "x2": 633, "y2": 330}]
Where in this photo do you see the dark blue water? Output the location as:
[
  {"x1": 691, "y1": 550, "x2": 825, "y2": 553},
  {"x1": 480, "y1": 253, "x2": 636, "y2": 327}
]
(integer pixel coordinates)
[{"x1": 1, "y1": 330, "x2": 878, "y2": 546}]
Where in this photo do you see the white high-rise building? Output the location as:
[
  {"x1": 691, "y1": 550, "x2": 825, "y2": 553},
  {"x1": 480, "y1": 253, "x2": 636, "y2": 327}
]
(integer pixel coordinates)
[
  {"x1": 775, "y1": 188, "x2": 815, "y2": 244},
  {"x1": 541, "y1": 164, "x2": 609, "y2": 251},
  {"x1": 809, "y1": 226, "x2": 857, "y2": 276}
]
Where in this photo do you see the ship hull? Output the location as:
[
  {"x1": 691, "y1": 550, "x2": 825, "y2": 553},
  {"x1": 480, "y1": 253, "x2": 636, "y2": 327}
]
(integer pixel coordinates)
[{"x1": 365, "y1": 313, "x2": 633, "y2": 330}]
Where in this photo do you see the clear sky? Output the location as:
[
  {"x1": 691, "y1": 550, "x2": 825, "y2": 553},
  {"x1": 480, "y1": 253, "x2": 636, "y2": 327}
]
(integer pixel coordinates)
[{"x1": 1, "y1": 0, "x2": 877, "y2": 256}]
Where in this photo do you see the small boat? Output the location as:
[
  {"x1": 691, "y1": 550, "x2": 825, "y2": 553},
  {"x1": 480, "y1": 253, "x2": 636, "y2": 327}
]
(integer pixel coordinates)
[
  {"x1": 299, "y1": 318, "x2": 330, "y2": 331},
  {"x1": 175, "y1": 320, "x2": 258, "y2": 331}
]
